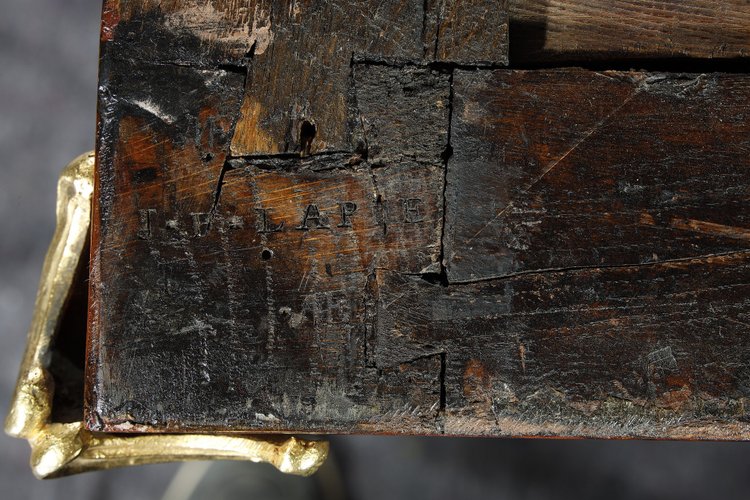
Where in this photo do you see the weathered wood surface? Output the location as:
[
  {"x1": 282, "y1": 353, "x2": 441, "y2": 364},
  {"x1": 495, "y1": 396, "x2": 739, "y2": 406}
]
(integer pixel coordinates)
[
  {"x1": 509, "y1": 0, "x2": 750, "y2": 62},
  {"x1": 445, "y1": 69, "x2": 750, "y2": 281},
  {"x1": 89, "y1": 0, "x2": 750, "y2": 439},
  {"x1": 424, "y1": 0, "x2": 510, "y2": 65},
  {"x1": 101, "y1": 0, "x2": 507, "y2": 158}
]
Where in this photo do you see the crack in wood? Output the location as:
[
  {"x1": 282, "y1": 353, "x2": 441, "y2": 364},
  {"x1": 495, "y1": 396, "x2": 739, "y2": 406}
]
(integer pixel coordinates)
[
  {"x1": 447, "y1": 250, "x2": 750, "y2": 285},
  {"x1": 435, "y1": 68, "x2": 454, "y2": 285}
]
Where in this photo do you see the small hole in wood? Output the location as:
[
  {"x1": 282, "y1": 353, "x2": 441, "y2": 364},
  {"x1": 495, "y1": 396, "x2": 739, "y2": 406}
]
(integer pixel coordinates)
[
  {"x1": 300, "y1": 120, "x2": 316, "y2": 156},
  {"x1": 261, "y1": 249, "x2": 273, "y2": 261}
]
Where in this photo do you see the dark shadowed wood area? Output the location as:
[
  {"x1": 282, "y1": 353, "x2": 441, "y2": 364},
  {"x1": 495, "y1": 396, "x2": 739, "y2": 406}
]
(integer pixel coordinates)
[{"x1": 88, "y1": 0, "x2": 750, "y2": 438}]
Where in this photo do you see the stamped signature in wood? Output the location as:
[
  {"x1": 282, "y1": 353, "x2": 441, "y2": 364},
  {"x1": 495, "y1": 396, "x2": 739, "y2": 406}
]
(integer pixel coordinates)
[{"x1": 137, "y1": 198, "x2": 426, "y2": 239}]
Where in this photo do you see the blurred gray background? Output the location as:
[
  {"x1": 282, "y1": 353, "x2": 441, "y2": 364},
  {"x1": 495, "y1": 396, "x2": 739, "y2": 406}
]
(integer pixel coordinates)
[{"x1": 2, "y1": 1, "x2": 750, "y2": 499}]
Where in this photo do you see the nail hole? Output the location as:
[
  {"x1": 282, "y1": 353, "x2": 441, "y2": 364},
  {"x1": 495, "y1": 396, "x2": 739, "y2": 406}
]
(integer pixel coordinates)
[
  {"x1": 261, "y1": 249, "x2": 273, "y2": 261},
  {"x1": 300, "y1": 120, "x2": 316, "y2": 156}
]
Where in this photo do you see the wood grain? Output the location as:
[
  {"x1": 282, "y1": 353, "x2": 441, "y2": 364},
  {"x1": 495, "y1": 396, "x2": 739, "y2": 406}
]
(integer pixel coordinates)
[
  {"x1": 376, "y1": 251, "x2": 750, "y2": 438},
  {"x1": 425, "y1": 0, "x2": 510, "y2": 65},
  {"x1": 445, "y1": 69, "x2": 750, "y2": 282},
  {"x1": 509, "y1": 0, "x2": 750, "y2": 62}
]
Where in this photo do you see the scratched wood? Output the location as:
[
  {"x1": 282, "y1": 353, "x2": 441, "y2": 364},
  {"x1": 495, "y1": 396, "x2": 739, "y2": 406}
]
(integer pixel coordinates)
[
  {"x1": 444, "y1": 69, "x2": 750, "y2": 282},
  {"x1": 509, "y1": 0, "x2": 750, "y2": 62},
  {"x1": 88, "y1": 0, "x2": 750, "y2": 438},
  {"x1": 424, "y1": 0, "x2": 509, "y2": 65}
]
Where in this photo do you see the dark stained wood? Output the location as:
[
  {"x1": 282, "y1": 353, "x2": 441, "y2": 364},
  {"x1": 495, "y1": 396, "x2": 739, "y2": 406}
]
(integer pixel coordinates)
[
  {"x1": 509, "y1": 0, "x2": 750, "y2": 62},
  {"x1": 445, "y1": 69, "x2": 750, "y2": 282},
  {"x1": 424, "y1": 0, "x2": 510, "y2": 65},
  {"x1": 376, "y1": 252, "x2": 750, "y2": 438},
  {"x1": 229, "y1": 0, "x2": 427, "y2": 156},
  {"x1": 89, "y1": 156, "x2": 446, "y2": 434},
  {"x1": 101, "y1": 1, "x2": 508, "y2": 157},
  {"x1": 89, "y1": 0, "x2": 750, "y2": 439}
]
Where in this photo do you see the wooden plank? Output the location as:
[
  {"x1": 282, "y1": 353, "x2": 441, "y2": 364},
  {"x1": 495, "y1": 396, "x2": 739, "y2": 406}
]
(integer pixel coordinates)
[
  {"x1": 509, "y1": 0, "x2": 750, "y2": 62},
  {"x1": 376, "y1": 252, "x2": 750, "y2": 438},
  {"x1": 446, "y1": 68, "x2": 750, "y2": 282}
]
